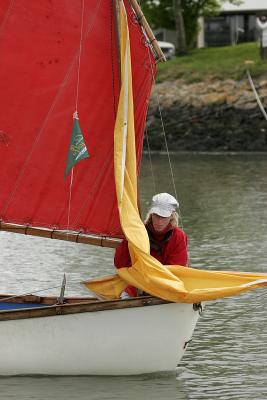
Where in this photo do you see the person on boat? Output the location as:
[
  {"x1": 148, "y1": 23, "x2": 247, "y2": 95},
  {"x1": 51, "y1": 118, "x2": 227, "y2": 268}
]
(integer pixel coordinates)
[
  {"x1": 114, "y1": 192, "x2": 188, "y2": 298},
  {"x1": 256, "y1": 15, "x2": 267, "y2": 60}
]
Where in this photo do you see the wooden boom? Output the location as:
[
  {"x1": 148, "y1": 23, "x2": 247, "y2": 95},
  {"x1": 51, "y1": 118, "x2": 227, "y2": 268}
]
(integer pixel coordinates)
[{"x1": 0, "y1": 221, "x2": 121, "y2": 248}]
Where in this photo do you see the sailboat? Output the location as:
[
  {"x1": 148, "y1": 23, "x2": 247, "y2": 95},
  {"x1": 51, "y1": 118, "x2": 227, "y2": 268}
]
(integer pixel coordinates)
[{"x1": 1, "y1": 0, "x2": 267, "y2": 376}]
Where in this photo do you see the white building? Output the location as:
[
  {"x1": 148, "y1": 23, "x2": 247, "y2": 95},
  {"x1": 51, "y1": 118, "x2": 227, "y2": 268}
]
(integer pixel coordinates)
[
  {"x1": 221, "y1": 0, "x2": 267, "y2": 13},
  {"x1": 199, "y1": 0, "x2": 267, "y2": 47},
  {"x1": 154, "y1": 1, "x2": 267, "y2": 49}
]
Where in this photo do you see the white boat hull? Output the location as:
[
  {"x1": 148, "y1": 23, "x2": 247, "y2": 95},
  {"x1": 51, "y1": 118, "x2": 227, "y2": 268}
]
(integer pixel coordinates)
[{"x1": 0, "y1": 300, "x2": 200, "y2": 375}]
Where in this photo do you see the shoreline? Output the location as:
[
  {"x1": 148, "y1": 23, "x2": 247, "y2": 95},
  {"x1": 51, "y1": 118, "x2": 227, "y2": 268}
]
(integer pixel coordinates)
[
  {"x1": 146, "y1": 75, "x2": 267, "y2": 152},
  {"x1": 142, "y1": 150, "x2": 267, "y2": 155}
]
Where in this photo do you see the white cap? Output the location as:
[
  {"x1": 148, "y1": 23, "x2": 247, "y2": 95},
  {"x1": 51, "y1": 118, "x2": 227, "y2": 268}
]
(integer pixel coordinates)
[{"x1": 149, "y1": 193, "x2": 179, "y2": 218}]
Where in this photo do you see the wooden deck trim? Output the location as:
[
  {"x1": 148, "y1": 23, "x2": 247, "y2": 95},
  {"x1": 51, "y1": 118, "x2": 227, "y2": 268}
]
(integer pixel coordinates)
[
  {"x1": 0, "y1": 296, "x2": 170, "y2": 321},
  {"x1": 0, "y1": 294, "x2": 98, "y2": 305}
]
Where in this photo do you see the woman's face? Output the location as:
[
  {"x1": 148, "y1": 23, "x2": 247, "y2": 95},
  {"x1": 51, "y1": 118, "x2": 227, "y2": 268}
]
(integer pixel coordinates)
[{"x1": 151, "y1": 213, "x2": 171, "y2": 232}]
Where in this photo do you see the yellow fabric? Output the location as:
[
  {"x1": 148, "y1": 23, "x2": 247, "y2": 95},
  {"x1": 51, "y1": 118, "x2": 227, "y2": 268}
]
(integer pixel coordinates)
[{"x1": 83, "y1": 3, "x2": 267, "y2": 303}]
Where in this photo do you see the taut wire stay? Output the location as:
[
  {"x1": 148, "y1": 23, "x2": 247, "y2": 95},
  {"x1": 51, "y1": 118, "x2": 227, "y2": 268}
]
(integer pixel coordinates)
[{"x1": 144, "y1": 38, "x2": 191, "y2": 266}]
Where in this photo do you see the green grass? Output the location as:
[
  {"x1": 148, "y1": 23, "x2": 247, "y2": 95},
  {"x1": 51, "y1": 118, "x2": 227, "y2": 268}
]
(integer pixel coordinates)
[{"x1": 156, "y1": 42, "x2": 267, "y2": 83}]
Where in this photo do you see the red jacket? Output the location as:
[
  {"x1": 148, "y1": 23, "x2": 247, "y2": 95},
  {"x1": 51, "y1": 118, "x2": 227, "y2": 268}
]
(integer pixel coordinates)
[{"x1": 114, "y1": 223, "x2": 188, "y2": 296}]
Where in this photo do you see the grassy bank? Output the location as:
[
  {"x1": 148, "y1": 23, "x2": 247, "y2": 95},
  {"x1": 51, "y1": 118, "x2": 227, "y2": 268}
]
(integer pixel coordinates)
[{"x1": 156, "y1": 42, "x2": 267, "y2": 83}]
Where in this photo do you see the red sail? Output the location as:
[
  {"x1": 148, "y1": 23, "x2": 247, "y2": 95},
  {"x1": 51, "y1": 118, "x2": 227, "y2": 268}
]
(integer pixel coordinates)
[{"x1": 0, "y1": 0, "x2": 155, "y2": 237}]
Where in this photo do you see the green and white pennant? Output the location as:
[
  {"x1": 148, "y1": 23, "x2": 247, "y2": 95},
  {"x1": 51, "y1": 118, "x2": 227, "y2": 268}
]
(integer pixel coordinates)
[{"x1": 65, "y1": 111, "x2": 89, "y2": 178}]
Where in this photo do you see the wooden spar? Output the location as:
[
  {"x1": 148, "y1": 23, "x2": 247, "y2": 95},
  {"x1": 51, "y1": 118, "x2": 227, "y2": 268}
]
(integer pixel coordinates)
[
  {"x1": 0, "y1": 221, "x2": 121, "y2": 248},
  {"x1": 128, "y1": 0, "x2": 166, "y2": 62}
]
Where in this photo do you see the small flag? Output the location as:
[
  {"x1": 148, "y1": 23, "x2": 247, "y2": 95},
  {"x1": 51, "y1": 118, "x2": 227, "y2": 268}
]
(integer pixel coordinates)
[{"x1": 65, "y1": 112, "x2": 89, "y2": 178}]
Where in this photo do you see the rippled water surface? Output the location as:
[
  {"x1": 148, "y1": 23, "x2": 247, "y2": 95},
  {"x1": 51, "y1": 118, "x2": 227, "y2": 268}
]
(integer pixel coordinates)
[{"x1": 1, "y1": 153, "x2": 267, "y2": 399}]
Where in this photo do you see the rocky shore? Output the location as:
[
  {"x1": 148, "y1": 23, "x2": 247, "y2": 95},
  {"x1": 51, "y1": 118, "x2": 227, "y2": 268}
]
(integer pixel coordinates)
[{"x1": 146, "y1": 75, "x2": 267, "y2": 151}]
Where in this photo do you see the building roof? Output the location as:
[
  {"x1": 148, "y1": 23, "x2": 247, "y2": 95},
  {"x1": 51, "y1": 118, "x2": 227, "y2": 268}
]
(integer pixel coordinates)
[{"x1": 221, "y1": 0, "x2": 267, "y2": 12}]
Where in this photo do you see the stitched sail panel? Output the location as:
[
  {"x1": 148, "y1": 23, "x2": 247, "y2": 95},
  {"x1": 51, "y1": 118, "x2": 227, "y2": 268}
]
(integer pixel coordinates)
[{"x1": 0, "y1": 0, "x2": 155, "y2": 237}]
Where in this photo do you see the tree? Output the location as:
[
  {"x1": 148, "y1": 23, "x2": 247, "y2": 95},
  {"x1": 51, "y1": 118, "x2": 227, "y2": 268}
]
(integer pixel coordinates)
[
  {"x1": 173, "y1": 0, "x2": 187, "y2": 55},
  {"x1": 140, "y1": 0, "x2": 241, "y2": 55}
]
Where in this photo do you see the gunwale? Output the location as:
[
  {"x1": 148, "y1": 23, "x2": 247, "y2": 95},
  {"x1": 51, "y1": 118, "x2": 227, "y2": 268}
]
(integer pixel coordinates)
[{"x1": 0, "y1": 295, "x2": 171, "y2": 322}]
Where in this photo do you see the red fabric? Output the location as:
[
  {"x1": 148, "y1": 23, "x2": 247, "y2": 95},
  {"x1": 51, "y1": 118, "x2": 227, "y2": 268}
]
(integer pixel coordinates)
[
  {"x1": 147, "y1": 222, "x2": 188, "y2": 266},
  {"x1": 114, "y1": 224, "x2": 188, "y2": 297},
  {"x1": 125, "y1": 286, "x2": 138, "y2": 297},
  {"x1": 114, "y1": 239, "x2": 132, "y2": 268},
  {"x1": 0, "y1": 1, "x2": 156, "y2": 237}
]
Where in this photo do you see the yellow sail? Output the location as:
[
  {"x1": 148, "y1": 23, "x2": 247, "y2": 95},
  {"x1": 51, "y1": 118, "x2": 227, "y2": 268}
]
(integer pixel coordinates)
[{"x1": 84, "y1": 2, "x2": 267, "y2": 303}]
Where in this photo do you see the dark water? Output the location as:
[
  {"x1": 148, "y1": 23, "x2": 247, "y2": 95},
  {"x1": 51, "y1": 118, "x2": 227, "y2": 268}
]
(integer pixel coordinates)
[{"x1": 1, "y1": 153, "x2": 267, "y2": 399}]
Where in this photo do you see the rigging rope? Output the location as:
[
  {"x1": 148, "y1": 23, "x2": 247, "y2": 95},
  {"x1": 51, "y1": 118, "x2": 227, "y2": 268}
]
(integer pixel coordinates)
[
  {"x1": 133, "y1": 5, "x2": 177, "y2": 198},
  {"x1": 66, "y1": 0, "x2": 85, "y2": 232},
  {"x1": 145, "y1": 42, "x2": 178, "y2": 199},
  {"x1": 145, "y1": 128, "x2": 156, "y2": 194},
  {"x1": 247, "y1": 69, "x2": 267, "y2": 120},
  {"x1": 202, "y1": 289, "x2": 267, "y2": 325},
  {"x1": 0, "y1": 277, "x2": 95, "y2": 303},
  {"x1": 0, "y1": 285, "x2": 63, "y2": 302},
  {"x1": 65, "y1": 1, "x2": 85, "y2": 267},
  {"x1": 75, "y1": 0, "x2": 85, "y2": 112},
  {"x1": 67, "y1": 169, "x2": 74, "y2": 231},
  {"x1": 144, "y1": 38, "x2": 191, "y2": 265}
]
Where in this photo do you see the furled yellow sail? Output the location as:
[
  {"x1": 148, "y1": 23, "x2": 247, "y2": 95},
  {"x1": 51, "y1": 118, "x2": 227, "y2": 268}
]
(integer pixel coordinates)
[{"x1": 84, "y1": 2, "x2": 267, "y2": 303}]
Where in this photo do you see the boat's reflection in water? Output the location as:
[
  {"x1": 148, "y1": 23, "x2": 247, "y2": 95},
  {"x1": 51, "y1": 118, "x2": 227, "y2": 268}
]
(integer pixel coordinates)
[{"x1": 0, "y1": 373, "x2": 189, "y2": 400}]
